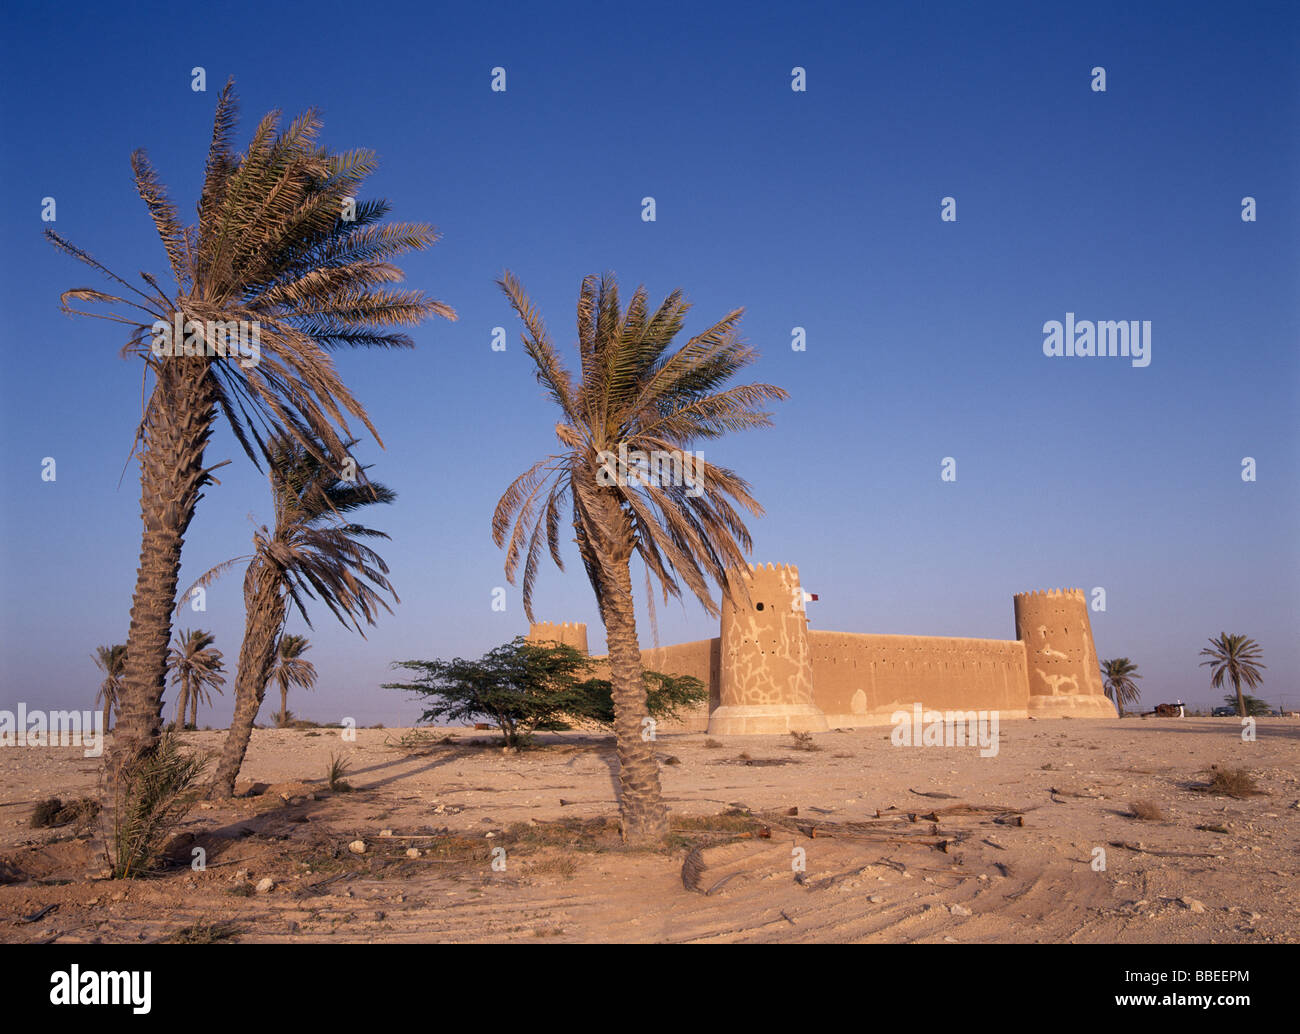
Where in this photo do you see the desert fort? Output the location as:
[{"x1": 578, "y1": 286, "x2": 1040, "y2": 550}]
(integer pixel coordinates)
[{"x1": 529, "y1": 563, "x2": 1118, "y2": 734}]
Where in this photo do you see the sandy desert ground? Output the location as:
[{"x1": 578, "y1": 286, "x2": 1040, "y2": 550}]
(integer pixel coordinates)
[{"x1": 0, "y1": 717, "x2": 1296, "y2": 944}]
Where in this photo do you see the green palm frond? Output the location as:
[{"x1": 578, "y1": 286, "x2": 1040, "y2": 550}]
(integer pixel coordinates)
[
  {"x1": 493, "y1": 271, "x2": 787, "y2": 622},
  {"x1": 93, "y1": 643, "x2": 129, "y2": 711},
  {"x1": 1100, "y1": 657, "x2": 1142, "y2": 711},
  {"x1": 47, "y1": 77, "x2": 456, "y2": 474}
]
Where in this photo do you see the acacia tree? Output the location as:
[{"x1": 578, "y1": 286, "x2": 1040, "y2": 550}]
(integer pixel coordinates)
[
  {"x1": 93, "y1": 644, "x2": 128, "y2": 733},
  {"x1": 386, "y1": 637, "x2": 706, "y2": 748},
  {"x1": 1100, "y1": 657, "x2": 1142, "y2": 717},
  {"x1": 493, "y1": 271, "x2": 785, "y2": 843},
  {"x1": 46, "y1": 81, "x2": 452, "y2": 844},
  {"x1": 1200, "y1": 633, "x2": 1266, "y2": 718},
  {"x1": 387, "y1": 637, "x2": 604, "y2": 748},
  {"x1": 202, "y1": 435, "x2": 396, "y2": 797},
  {"x1": 167, "y1": 629, "x2": 225, "y2": 730},
  {"x1": 272, "y1": 634, "x2": 318, "y2": 726}
]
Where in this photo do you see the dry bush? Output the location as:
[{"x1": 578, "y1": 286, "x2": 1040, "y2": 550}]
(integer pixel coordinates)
[
  {"x1": 1201, "y1": 766, "x2": 1262, "y2": 798},
  {"x1": 1128, "y1": 800, "x2": 1166, "y2": 821},
  {"x1": 788, "y1": 731, "x2": 821, "y2": 752},
  {"x1": 30, "y1": 796, "x2": 100, "y2": 829},
  {"x1": 165, "y1": 919, "x2": 242, "y2": 943},
  {"x1": 524, "y1": 853, "x2": 579, "y2": 879}
]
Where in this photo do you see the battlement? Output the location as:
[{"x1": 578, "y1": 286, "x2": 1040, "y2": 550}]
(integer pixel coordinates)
[
  {"x1": 745, "y1": 562, "x2": 800, "y2": 578},
  {"x1": 1013, "y1": 588, "x2": 1085, "y2": 600}
]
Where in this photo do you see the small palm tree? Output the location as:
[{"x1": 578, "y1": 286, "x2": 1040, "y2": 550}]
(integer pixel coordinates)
[
  {"x1": 493, "y1": 271, "x2": 786, "y2": 844},
  {"x1": 200, "y1": 434, "x2": 397, "y2": 796},
  {"x1": 1200, "y1": 633, "x2": 1266, "y2": 718},
  {"x1": 93, "y1": 644, "x2": 128, "y2": 733},
  {"x1": 1100, "y1": 657, "x2": 1142, "y2": 717},
  {"x1": 272, "y1": 634, "x2": 318, "y2": 726},
  {"x1": 46, "y1": 80, "x2": 453, "y2": 823},
  {"x1": 167, "y1": 630, "x2": 225, "y2": 730}
]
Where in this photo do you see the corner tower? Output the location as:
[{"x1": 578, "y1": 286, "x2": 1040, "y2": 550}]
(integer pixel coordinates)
[
  {"x1": 526, "y1": 621, "x2": 589, "y2": 654},
  {"x1": 707, "y1": 563, "x2": 830, "y2": 735},
  {"x1": 1013, "y1": 589, "x2": 1117, "y2": 718}
]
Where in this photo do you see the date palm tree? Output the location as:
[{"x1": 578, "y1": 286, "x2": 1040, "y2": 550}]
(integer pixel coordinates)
[
  {"x1": 200, "y1": 434, "x2": 396, "y2": 797},
  {"x1": 1100, "y1": 657, "x2": 1142, "y2": 718},
  {"x1": 167, "y1": 630, "x2": 225, "y2": 731},
  {"x1": 493, "y1": 271, "x2": 786, "y2": 844},
  {"x1": 93, "y1": 644, "x2": 128, "y2": 733},
  {"x1": 271, "y1": 634, "x2": 318, "y2": 727},
  {"x1": 45, "y1": 81, "x2": 452, "y2": 842},
  {"x1": 1200, "y1": 633, "x2": 1266, "y2": 718}
]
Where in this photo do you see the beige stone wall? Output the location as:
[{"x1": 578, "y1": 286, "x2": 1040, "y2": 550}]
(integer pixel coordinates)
[
  {"x1": 578, "y1": 639, "x2": 718, "y2": 733},
  {"x1": 808, "y1": 630, "x2": 1030, "y2": 726},
  {"x1": 637, "y1": 638, "x2": 720, "y2": 733}
]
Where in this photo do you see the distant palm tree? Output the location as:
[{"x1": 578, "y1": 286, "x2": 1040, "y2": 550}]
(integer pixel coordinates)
[
  {"x1": 167, "y1": 630, "x2": 225, "y2": 730},
  {"x1": 1100, "y1": 657, "x2": 1142, "y2": 717},
  {"x1": 45, "y1": 80, "x2": 453, "y2": 829},
  {"x1": 1200, "y1": 633, "x2": 1266, "y2": 718},
  {"x1": 93, "y1": 644, "x2": 128, "y2": 733},
  {"x1": 199, "y1": 435, "x2": 396, "y2": 797},
  {"x1": 493, "y1": 271, "x2": 786, "y2": 844},
  {"x1": 271, "y1": 634, "x2": 318, "y2": 727}
]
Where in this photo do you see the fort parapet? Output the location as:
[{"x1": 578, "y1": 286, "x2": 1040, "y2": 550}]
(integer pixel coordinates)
[{"x1": 528, "y1": 564, "x2": 1116, "y2": 734}]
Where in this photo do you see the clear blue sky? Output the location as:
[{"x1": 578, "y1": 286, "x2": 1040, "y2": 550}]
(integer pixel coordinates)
[{"x1": 1, "y1": 0, "x2": 1296, "y2": 723}]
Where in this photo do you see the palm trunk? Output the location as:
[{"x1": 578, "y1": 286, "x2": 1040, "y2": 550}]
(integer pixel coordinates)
[
  {"x1": 105, "y1": 359, "x2": 218, "y2": 866},
  {"x1": 587, "y1": 492, "x2": 666, "y2": 843},
  {"x1": 189, "y1": 685, "x2": 199, "y2": 728},
  {"x1": 600, "y1": 557, "x2": 667, "y2": 843},
  {"x1": 211, "y1": 564, "x2": 285, "y2": 798},
  {"x1": 173, "y1": 684, "x2": 189, "y2": 730},
  {"x1": 1234, "y1": 674, "x2": 1246, "y2": 717},
  {"x1": 280, "y1": 685, "x2": 288, "y2": 726},
  {"x1": 102, "y1": 698, "x2": 113, "y2": 734}
]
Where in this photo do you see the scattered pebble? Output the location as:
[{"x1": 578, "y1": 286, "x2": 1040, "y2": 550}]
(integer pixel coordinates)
[{"x1": 349, "y1": 840, "x2": 366, "y2": 854}]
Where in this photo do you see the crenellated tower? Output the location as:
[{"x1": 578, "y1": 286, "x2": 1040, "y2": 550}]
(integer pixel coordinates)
[
  {"x1": 707, "y1": 563, "x2": 830, "y2": 735},
  {"x1": 526, "y1": 621, "x2": 589, "y2": 654},
  {"x1": 1013, "y1": 589, "x2": 1117, "y2": 718}
]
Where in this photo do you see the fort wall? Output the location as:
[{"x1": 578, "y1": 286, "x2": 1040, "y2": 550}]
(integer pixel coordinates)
[
  {"x1": 526, "y1": 566, "x2": 1115, "y2": 736},
  {"x1": 560, "y1": 637, "x2": 719, "y2": 733},
  {"x1": 808, "y1": 631, "x2": 1030, "y2": 726},
  {"x1": 636, "y1": 638, "x2": 720, "y2": 732}
]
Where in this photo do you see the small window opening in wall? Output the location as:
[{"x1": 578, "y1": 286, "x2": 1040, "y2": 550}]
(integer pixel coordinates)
[{"x1": 755, "y1": 602, "x2": 764, "y2": 611}]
